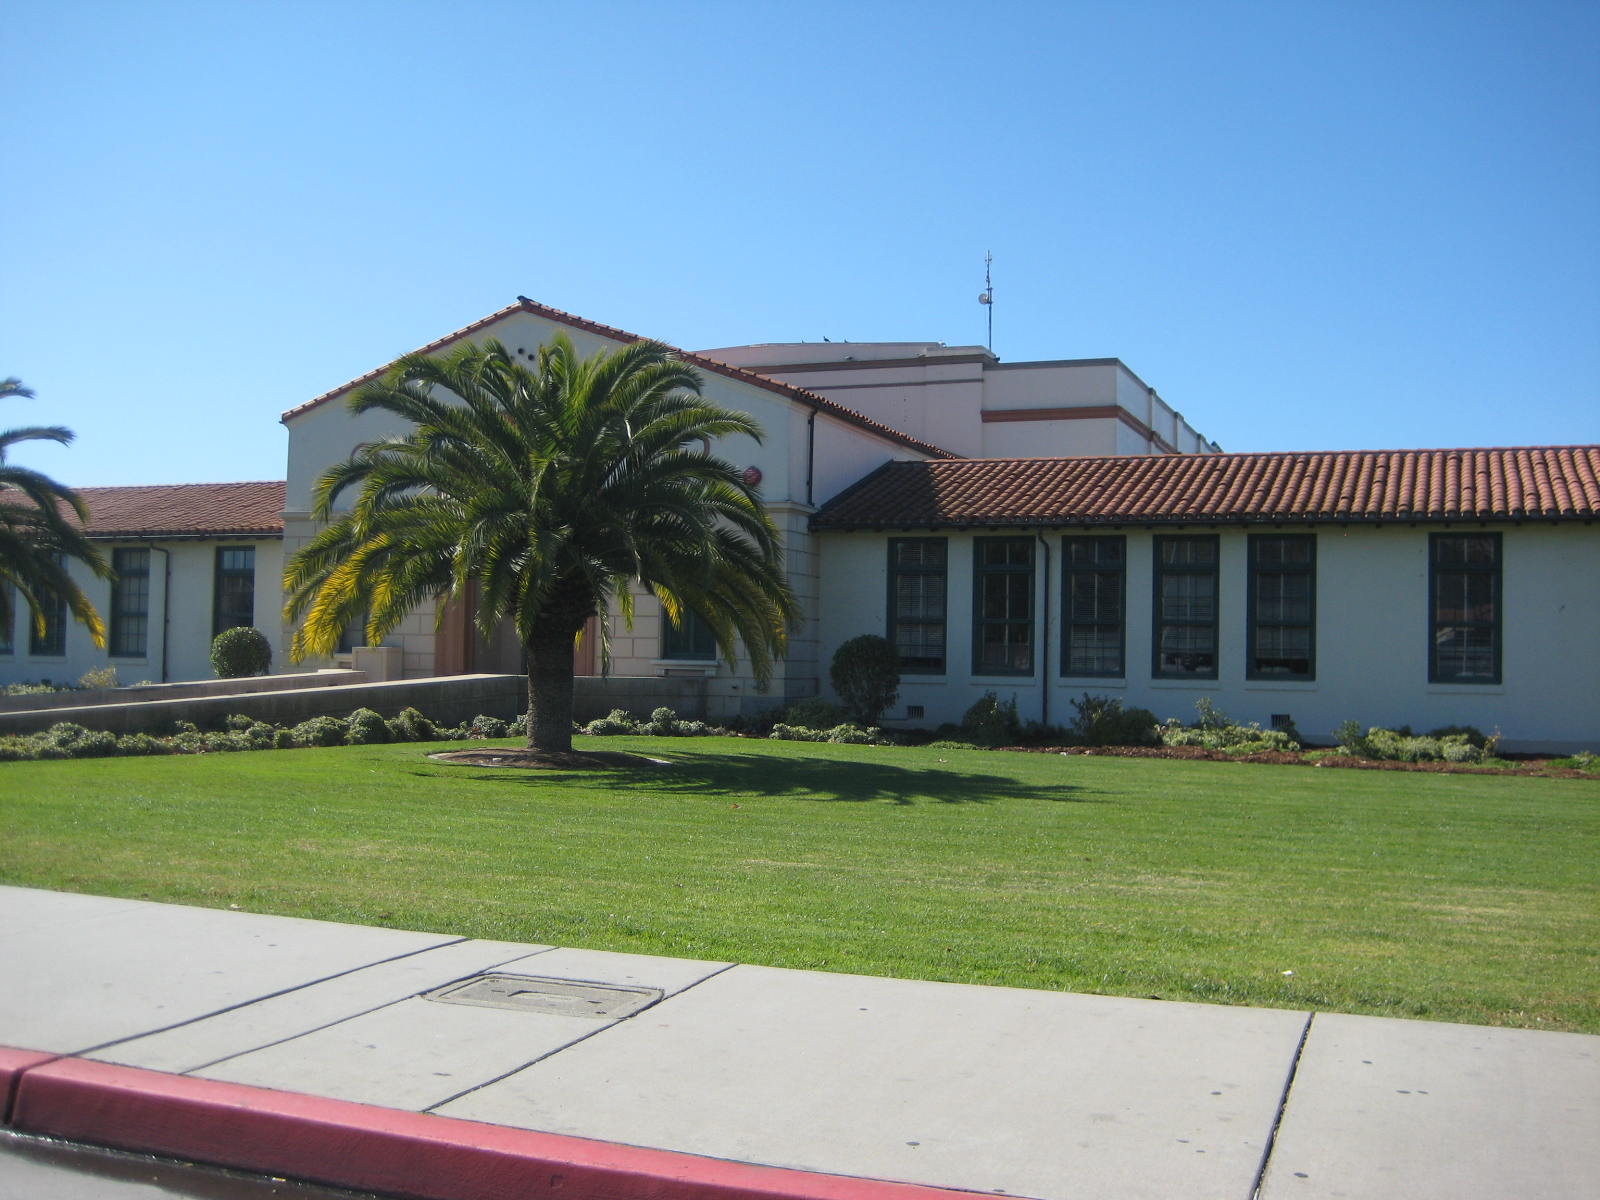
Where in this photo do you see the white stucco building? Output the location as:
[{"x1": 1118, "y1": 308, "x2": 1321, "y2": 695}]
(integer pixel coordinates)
[
  {"x1": 0, "y1": 483, "x2": 285, "y2": 687},
  {"x1": 7, "y1": 297, "x2": 1596, "y2": 752}
]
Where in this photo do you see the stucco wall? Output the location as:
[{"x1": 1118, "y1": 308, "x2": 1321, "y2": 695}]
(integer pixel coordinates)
[
  {"x1": 280, "y1": 308, "x2": 919, "y2": 706},
  {"x1": 816, "y1": 523, "x2": 1600, "y2": 753},
  {"x1": 0, "y1": 536, "x2": 284, "y2": 687}
]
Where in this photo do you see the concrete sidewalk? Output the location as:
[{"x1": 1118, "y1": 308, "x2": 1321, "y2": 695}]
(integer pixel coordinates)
[{"x1": 1, "y1": 886, "x2": 1594, "y2": 1199}]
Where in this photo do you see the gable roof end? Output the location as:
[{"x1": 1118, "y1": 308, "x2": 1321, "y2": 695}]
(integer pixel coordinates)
[
  {"x1": 809, "y1": 447, "x2": 1600, "y2": 529},
  {"x1": 282, "y1": 297, "x2": 958, "y2": 461}
]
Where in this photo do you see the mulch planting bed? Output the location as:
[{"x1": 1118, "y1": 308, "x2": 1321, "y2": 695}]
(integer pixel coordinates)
[{"x1": 1006, "y1": 744, "x2": 1596, "y2": 779}]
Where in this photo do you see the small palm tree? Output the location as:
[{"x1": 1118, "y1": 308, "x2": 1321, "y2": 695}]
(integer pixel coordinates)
[
  {"x1": 0, "y1": 378, "x2": 109, "y2": 648},
  {"x1": 285, "y1": 335, "x2": 796, "y2": 754}
]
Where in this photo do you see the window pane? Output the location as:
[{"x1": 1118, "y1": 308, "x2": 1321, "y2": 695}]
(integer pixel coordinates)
[
  {"x1": 974, "y1": 538, "x2": 1033, "y2": 674},
  {"x1": 1068, "y1": 627, "x2": 1120, "y2": 674},
  {"x1": 1161, "y1": 574, "x2": 1216, "y2": 621},
  {"x1": 662, "y1": 608, "x2": 716, "y2": 660},
  {"x1": 111, "y1": 549, "x2": 150, "y2": 658},
  {"x1": 890, "y1": 538, "x2": 947, "y2": 674},
  {"x1": 214, "y1": 547, "x2": 256, "y2": 635},
  {"x1": 1162, "y1": 539, "x2": 1217, "y2": 567}
]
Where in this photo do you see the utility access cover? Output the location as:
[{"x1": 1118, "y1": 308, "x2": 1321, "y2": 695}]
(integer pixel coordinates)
[{"x1": 424, "y1": 974, "x2": 662, "y2": 1020}]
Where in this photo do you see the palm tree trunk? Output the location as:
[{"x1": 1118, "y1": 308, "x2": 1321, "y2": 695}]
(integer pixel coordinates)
[{"x1": 525, "y1": 620, "x2": 578, "y2": 753}]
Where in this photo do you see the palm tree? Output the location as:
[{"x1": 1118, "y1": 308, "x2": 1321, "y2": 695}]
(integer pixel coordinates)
[
  {"x1": 1, "y1": 378, "x2": 109, "y2": 649},
  {"x1": 284, "y1": 335, "x2": 796, "y2": 755}
]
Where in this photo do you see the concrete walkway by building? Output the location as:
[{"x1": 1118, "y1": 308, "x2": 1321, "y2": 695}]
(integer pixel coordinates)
[{"x1": 1, "y1": 886, "x2": 1595, "y2": 1199}]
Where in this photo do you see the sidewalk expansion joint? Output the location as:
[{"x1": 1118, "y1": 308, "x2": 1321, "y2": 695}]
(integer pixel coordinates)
[
  {"x1": 421, "y1": 960, "x2": 740, "y2": 1113},
  {"x1": 1249, "y1": 1009, "x2": 1314, "y2": 1200},
  {"x1": 70, "y1": 937, "x2": 472, "y2": 1060}
]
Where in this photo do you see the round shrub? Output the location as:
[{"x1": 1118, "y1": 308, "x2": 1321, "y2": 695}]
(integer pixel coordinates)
[
  {"x1": 829, "y1": 635, "x2": 900, "y2": 727},
  {"x1": 210, "y1": 627, "x2": 272, "y2": 678},
  {"x1": 345, "y1": 708, "x2": 390, "y2": 745},
  {"x1": 291, "y1": 716, "x2": 347, "y2": 748},
  {"x1": 386, "y1": 706, "x2": 437, "y2": 743},
  {"x1": 467, "y1": 714, "x2": 509, "y2": 739},
  {"x1": 584, "y1": 708, "x2": 637, "y2": 736}
]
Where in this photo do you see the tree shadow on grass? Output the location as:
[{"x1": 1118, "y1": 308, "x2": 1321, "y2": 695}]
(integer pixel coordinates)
[{"x1": 446, "y1": 750, "x2": 1098, "y2": 806}]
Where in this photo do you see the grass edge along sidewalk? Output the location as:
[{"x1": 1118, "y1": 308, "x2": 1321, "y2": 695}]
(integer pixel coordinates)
[{"x1": 2, "y1": 736, "x2": 1596, "y2": 1033}]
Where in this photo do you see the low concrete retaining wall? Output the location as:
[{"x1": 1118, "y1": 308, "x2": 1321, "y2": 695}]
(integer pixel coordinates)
[
  {"x1": 0, "y1": 675, "x2": 523, "y2": 736},
  {"x1": 573, "y1": 676, "x2": 708, "y2": 722},
  {"x1": 0, "y1": 670, "x2": 367, "y2": 714}
]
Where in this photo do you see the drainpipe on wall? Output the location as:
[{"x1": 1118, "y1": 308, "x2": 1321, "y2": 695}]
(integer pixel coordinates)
[
  {"x1": 1036, "y1": 533, "x2": 1051, "y2": 730},
  {"x1": 805, "y1": 405, "x2": 817, "y2": 506}
]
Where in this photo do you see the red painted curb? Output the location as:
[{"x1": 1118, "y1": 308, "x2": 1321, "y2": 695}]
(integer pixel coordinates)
[
  {"x1": 0, "y1": 1046, "x2": 59, "y2": 1122},
  {"x1": 9, "y1": 1055, "x2": 978, "y2": 1200}
]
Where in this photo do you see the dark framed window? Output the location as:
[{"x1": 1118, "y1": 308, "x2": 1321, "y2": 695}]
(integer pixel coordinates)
[
  {"x1": 888, "y1": 538, "x2": 947, "y2": 674},
  {"x1": 213, "y1": 547, "x2": 255, "y2": 636},
  {"x1": 0, "y1": 587, "x2": 13, "y2": 655},
  {"x1": 110, "y1": 548, "x2": 151, "y2": 658},
  {"x1": 337, "y1": 608, "x2": 370, "y2": 654},
  {"x1": 1153, "y1": 535, "x2": 1218, "y2": 679},
  {"x1": 1247, "y1": 535, "x2": 1315, "y2": 680},
  {"x1": 1062, "y1": 536, "x2": 1125, "y2": 677},
  {"x1": 973, "y1": 536, "x2": 1034, "y2": 675},
  {"x1": 1430, "y1": 533, "x2": 1501, "y2": 683},
  {"x1": 29, "y1": 580, "x2": 67, "y2": 657},
  {"x1": 662, "y1": 607, "x2": 716, "y2": 660}
]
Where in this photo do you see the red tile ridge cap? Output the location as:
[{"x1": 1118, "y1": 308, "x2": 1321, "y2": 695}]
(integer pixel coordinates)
[{"x1": 281, "y1": 298, "x2": 959, "y2": 461}]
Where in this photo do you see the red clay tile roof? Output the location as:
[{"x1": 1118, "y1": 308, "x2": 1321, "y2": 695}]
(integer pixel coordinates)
[
  {"x1": 811, "y1": 447, "x2": 1600, "y2": 529},
  {"x1": 280, "y1": 298, "x2": 958, "y2": 461},
  {"x1": 71, "y1": 482, "x2": 286, "y2": 538}
]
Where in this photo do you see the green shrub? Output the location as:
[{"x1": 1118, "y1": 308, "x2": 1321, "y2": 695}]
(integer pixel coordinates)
[
  {"x1": 115, "y1": 732, "x2": 168, "y2": 757},
  {"x1": 291, "y1": 716, "x2": 347, "y2": 748},
  {"x1": 1338, "y1": 724, "x2": 1488, "y2": 765},
  {"x1": 642, "y1": 706, "x2": 680, "y2": 736},
  {"x1": 769, "y1": 722, "x2": 825, "y2": 742},
  {"x1": 387, "y1": 707, "x2": 437, "y2": 742},
  {"x1": 0, "y1": 737, "x2": 38, "y2": 761},
  {"x1": 1069, "y1": 694, "x2": 1160, "y2": 747},
  {"x1": 584, "y1": 708, "x2": 638, "y2": 736},
  {"x1": 242, "y1": 722, "x2": 278, "y2": 750},
  {"x1": 2, "y1": 680, "x2": 69, "y2": 697},
  {"x1": 822, "y1": 723, "x2": 885, "y2": 745},
  {"x1": 468, "y1": 714, "x2": 510, "y2": 739},
  {"x1": 1159, "y1": 698, "x2": 1299, "y2": 754},
  {"x1": 829, "y1": 635, "x2": 900, "y2": 727},
  {"x1": 345, "y1": 708, "x2": 390, "y2": 745},
  {"x1": 1428, "y1": 724, "x2": 1491, "y2": 749},
  {"x1": 210, "y1": 627, "x2": 272, "y2": 678},
  {"x1": 31, "y1": 723, "x2": 119, "y2": 759},
  {"x1": 960, "y1": 692, "x2": 1020, "y2": 748},
  {"x1": 78, "y1": 665, "x2": 119, "y2": 690}
]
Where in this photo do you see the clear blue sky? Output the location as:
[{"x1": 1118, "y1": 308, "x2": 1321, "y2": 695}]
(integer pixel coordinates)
[{"x1": 5, "y1": 0, "x2": 1596, "y2": 487}]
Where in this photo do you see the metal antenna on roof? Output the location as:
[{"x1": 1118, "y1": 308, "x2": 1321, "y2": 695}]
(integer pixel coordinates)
[{"x1": 978, "y1": 251, "x2": 994, "y2": 351}]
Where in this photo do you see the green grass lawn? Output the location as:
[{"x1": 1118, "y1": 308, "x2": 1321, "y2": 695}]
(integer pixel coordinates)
[{"x1": 3, "y1": 736, "x2": 1596, "y2": 1032}]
